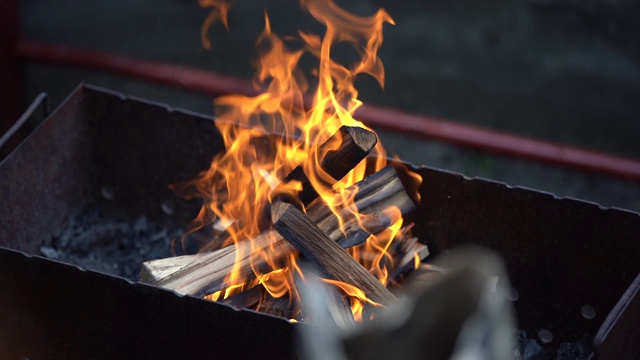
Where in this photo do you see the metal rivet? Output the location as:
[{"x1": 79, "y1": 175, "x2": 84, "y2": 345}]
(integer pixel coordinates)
[
  {"x1": 581, "y1": 305, "x2": 596, "y2": 320},
  {"x1": 538, "y1": 329, "x2": 553, "y2": 344},
  {"x1": 506, "y1": 287, "x2": 519, "y2": 301},
  {"x1": 161, "y1": 200, "x2": 175, "y2": 215},
  {"x1": 101, "y1": 186, "x2": 115, "y2": 200}
]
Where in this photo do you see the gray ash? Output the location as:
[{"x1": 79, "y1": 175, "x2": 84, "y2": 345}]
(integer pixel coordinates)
[
  {"x1": 515, "y1": 331, "x2": 593, "y2": 360},
  {"x1": 40, "y1": 206, "x2": 183, "y2": 281}
]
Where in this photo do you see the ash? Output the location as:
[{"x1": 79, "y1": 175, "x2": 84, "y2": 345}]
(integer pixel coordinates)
[
  {"x1": 40, "y1": 206, "x2": 182, "y2": 281},
  {"x1": 515, "y1": 331, "x2": 593, "y2": 360}
]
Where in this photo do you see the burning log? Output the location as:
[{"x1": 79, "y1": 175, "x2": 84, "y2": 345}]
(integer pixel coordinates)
[
  {"x1": 271, "y1": 200, "x2": 398, "y2": 306},
  {"x1": 140, "y1": 166, "x2": 414, "y2": 296},
  {"x1": 219, "y1": 285, "x2": 265, "y2": 310},
  {"x1": 257, "y1": 294, "x2": 298, "y2": 319},
  {"x1": 272, "y1": 126, "x2": 377, "y2": 206},
  {"x1": 310, "y1": 164, "x2": 415, "y2": 247},
  {"x1": 146, "y1": 232, "x2": 286, "y2": 296},
  {"x1": 389, "y1": 238, "x2": 430, "y2": 283},
  {"x1": 357, "y1": 236, "x2": 429, "y2": 284}
]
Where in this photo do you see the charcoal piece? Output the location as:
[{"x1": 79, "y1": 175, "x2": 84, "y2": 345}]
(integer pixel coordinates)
[{"x1": 48, "y1": 206, "x2": 181, "y2": 281}]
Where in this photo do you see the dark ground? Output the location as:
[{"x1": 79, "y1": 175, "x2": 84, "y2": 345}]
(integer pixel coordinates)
[{"x1": 19, "y1": 0, "x2": 640, "y2": 211}]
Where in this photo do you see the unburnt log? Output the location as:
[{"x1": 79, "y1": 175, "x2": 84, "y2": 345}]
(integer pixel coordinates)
[
  {"x1": 138, "y1": 253, "x2": 195, "y2": 284},
  {"x1": 140, "y1": 166, "x2": 414, "y2": 296},
  {"x1": 272, "y1": 201, "x2": 398, "y2": 306}
]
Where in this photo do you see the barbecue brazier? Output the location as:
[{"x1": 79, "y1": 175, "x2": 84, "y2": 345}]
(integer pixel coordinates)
[{"x1": 1, "y1": 84, "x2": 639, "y2": 359}]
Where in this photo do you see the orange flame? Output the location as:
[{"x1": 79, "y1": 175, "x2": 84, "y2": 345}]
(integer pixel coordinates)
[
  {"x1": 359, "y1": 208, "x2": 404, "y2": 286},
  {"x1": 321, "y1": 278, "x2": 382, "y2": 322},
  {"x1": 199, "y1": 0, "x2": 231, "y2": 49},
  {"x1": 184, "y1": 0, "x2": 423, "y2": 321}
]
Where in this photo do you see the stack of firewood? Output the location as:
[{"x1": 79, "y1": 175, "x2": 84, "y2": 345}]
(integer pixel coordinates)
[{"x1": 139, "y1": 126, "x2": 428, "y2": 322}]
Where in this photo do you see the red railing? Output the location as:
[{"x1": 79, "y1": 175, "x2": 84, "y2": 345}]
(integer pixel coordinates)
[{"x1": 10, "y1": 39, "x2": 640, "y2": 182}]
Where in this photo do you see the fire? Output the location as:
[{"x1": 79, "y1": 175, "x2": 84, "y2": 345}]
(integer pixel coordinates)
[
  {"x1": 199, "y1": 0, "x2": 231, "y2": 49},
  {"x1": 183, "y1": 0, "x2": 422, "y2": 321}
]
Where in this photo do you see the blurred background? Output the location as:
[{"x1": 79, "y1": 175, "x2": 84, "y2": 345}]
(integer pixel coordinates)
[{"x1": 7, "y1": 0, "x2": 640, "y2": 211}]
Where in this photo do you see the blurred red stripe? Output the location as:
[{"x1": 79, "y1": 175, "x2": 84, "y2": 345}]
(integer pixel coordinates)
[{"x1": 17, "y1": 39, "x2": 640, "y2": 182}]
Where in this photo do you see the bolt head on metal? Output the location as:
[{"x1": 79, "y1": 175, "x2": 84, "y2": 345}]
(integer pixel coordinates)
[
  {"x1": 161, "y1": 200, "x2": 175, "y2": 215},
  {"x1": 581, "y1": 305, "x2": 596, "y2": 320},
  {"x1": 538, "y1": 329, "x2": 553, "y2": 344},
  {"x1": 101, "y1": 186, "x2": 115, "y2": 200}
]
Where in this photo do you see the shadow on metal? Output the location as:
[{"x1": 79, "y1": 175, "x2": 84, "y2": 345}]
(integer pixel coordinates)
[
  {"x1": 0, "y1": 92, "x2": 48, "y2": 161},
  {"x1": 594, "y1": 273, "x2": 640, "y2": 360}
]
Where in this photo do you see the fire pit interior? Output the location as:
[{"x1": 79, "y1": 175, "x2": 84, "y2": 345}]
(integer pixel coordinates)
[
  {"x1": 1, "y1": 85, "x2": 639, "y2": 359},
  {"x1": 3, "y1": 1, "x2": 640, "y2": 359}
]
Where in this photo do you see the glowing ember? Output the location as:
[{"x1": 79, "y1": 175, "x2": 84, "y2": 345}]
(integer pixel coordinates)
[{"x1": 178, "y1": 0, "x2": 424, "y2": 322}]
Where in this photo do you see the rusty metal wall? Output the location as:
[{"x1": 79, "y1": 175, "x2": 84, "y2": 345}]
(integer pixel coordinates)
[{"x1": 1, "y1": 85, "x2": 639, "y2": 357}]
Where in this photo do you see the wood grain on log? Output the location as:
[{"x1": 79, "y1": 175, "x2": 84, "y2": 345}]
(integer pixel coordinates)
[
  {"x1": 140, "y1": 166, "x2": 414, "y2": 297},
  {"x1": 271, "y1": 201, "x2": 397, "y2": 306},
  {"x1": 389, "y1": 239, "x2": 430, "y2": 282}
]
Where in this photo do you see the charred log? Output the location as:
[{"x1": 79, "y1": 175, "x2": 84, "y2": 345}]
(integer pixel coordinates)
[{"x1": 272, "y1": 126, "x2": 377, "y2": 206}]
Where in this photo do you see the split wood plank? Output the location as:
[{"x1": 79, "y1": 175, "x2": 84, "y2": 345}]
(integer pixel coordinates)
[{"x1": 271, "y1": 200, "x2": 397, "y2": 306}]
